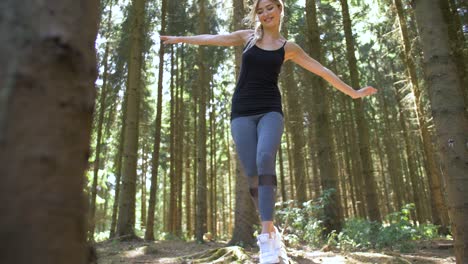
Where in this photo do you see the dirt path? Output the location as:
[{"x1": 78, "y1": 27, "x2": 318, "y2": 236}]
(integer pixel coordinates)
[{"x1": 95, "y1": 239, "x2": 455, "y2": 264}]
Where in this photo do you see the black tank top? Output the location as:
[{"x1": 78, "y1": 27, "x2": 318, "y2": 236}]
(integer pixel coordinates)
[{"x1": 231, "y1": 39, "x2": 287, "y2": 120}]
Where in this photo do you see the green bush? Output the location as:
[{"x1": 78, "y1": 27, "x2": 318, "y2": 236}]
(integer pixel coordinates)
[
  {"x1": 337, "y1": 218, "x2": 377, "y2": 251},
  {"x1": 276, "y1": 199, "x2": 441, "y2": 253},
  {"x1": 339, "y1": 204, "x2": 440, "y2": 252},
  {"x1": 275, "y1": 189, "x2": 335, "y2": 247}
]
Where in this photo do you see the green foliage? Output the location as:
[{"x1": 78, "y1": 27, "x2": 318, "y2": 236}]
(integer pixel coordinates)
[
  {"x1": 275, "y1": 189, "x2": 336, "y2": 247},
  {"x1": 337, "y1": 218, "x2": 377, "y2": 250},
  {"x1": 338, "y1": 204, "x2": 440, "y2": 253},
  {"x1": 277, "y1": 200, "x2": 441, "y2": 253}
]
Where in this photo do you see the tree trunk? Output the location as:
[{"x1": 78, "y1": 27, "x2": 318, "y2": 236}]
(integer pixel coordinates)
[
  {"x1": 176, "y1": 46, "x2": 185, "y2": 238},
  {"x1": 380, "y1": 89, "x2": 403, "y2": 211},
  {"x1": 145, "y1": 0, "x2": 167, "y2": 241},
  {"x1": 185, "y1": 106, "x2": 192, "y2": 237},
  {"x1": 228, "y1": 0, "x2": 258, "y2": 245},
  {"x1": 285, "y1": 125, "x2": 296, "y2": 200},
  {"x1": 329, "y1": 41, "x2": 365, "y2": 218},
  {"x1": 281, "y1": 7, "x2": 307, "y2": 205},
  {"x1": 229, "y1": 157, "x2": 258, "y2": 246},
  {"x1": 412, "y1": 0, "x2": 468, "y2": 261},
  {"x1": 305, "y1": 0, "x2": 343, "y2": 233},
  {"x1": 140, "y1": 143, "x2": 147, "y2": 229},
  {"x1": 117, "y1": 0, "x2": 146, "y2": 239},
  {"x1": 0, "y1": 0, "x2": 98, "y2": 262},
  {"x1": 440, "y1": 0, "x2": 468, "y2": 111},
  {"x1": 110, "y1": 90, "x2": 128, "y2": 238},
  {"x1": 278, "y1": 144, "x2": 287, "y2": 203},
  {"x1": 340, "y1": 0, "x2": 381, "y2": 222},
  {"x1": 89, "y1": 5, "x2": 114, "y2": 241},
  {"x1": 168, "y1": 45, "x2": 177, "y2": 234},
  {"x1": 195, "y1": 0, "x2": 209, "y2": 242},
  {"x1": 393, "y1": 0, "x2": 448, "y2": 225}
]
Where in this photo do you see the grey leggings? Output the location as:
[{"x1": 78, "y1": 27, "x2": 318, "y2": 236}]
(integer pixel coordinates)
[{"x1": 230, "y1": 111, "x2": 284, "y2": 221}]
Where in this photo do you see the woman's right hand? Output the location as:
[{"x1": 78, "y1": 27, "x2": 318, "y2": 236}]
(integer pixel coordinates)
[{"x1": 160, "y1": 36, "x2": 182, "y2": 45}]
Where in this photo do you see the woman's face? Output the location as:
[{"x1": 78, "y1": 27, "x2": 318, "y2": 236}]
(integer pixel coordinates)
[{"x1": 256, "y1": 0, "x2": 282, "y2": 28}]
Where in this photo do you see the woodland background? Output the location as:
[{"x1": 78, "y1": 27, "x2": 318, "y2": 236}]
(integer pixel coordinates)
[
  {"x1": 0, "y1": 0, "x2": 466, "y2": 263},
  {"x1": 87, "y1": 0, "x2": 467, "y2": 259}
]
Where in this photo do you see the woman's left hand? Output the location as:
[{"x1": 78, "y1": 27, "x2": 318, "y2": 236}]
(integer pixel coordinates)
[{"x1": 352, "y1": 86, "x2": 378, "y2": 99}]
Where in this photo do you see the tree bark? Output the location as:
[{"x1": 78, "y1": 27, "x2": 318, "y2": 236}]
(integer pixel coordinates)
[
  {"x1": 110, "y1": 90, "x2": 128, "y2": 238},
  {"x1": 117, "y1": 0, "x2": 146, "y2": 238},
  {"x1": 228, "y1": 0, "x2": 258, "y2": 245},
  {"x1": 195, "y1": 0, "x2": 209, "y2": 242},
  {"x1": 305, "y1": 0, "x2": 343, "y2": 233},
  {"x1": 412, "y1": 0, "x2": 468, "y2": 261},
  {"x1": 440, "y1": 0, "x2": 468, "y2": 112},
  {"x1": 145, "y1": 0, "x2": 167, "y2": 241},
  {"x1": 229, "y1": 157, "x2": 257, "y2": 246},
  {"x1": 340, "y1": 0, "x2": 381, "y2": 222},
  {"x1": 0, "y1": 0, "x2": 98, "y2": 262},
  {"x1": 281, "y1": 3, "x2": 308, "y2": 205},
  {"x1": 393, "y1": 0, "x2": 448, "y2": 225}
]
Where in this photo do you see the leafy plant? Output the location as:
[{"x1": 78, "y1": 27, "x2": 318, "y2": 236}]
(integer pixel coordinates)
[
  {"x1": 338, "y1": 204, "x2": 440, "y2": 252},
  {"x1": 275, "y1": 189, "x2": 335, "y2": 247},
  {"x1": 276, "y1": 200, "x2": 442, "y2": 253}
]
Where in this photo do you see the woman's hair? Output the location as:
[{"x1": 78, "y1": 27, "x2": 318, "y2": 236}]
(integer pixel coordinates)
[{"x1": 243, "y1": 0, "x2": 284, "y2": 52}]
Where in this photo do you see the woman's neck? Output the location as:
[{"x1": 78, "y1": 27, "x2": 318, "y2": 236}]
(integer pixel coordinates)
[{"x1": 262, "y1": 26, "x2": 282, "y2": 40}]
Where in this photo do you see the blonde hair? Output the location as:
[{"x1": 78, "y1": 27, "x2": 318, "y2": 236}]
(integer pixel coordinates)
[{"x1": 243, "y1": 0, "x2": 284, "y2": 52}]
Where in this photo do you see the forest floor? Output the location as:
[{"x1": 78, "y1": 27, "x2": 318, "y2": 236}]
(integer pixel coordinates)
[{"x1": 95, "y1": 238, "x2": 455, "y2": 264}]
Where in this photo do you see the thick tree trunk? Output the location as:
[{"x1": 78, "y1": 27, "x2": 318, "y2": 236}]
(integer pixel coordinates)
[
  {"x1": 0, "y1": 0, "x2": 98, "y2": 263},
  {"x1": 440, "y1": 0, "x2": 468, "y2": 111},
  {"x1": 393, "y1": 0, "x2": 448, "y2": 225},
  {"x1": 340, "y1": 0, "x2": 381, "y2": 222},
  {"x1": 412, "y1": 0, "x2": 468, "y2": 262},
  {"x1": 145, "y1": 0, "x2": 167, "y2": 241},
  {"x1": 228, "y1": 0, "x2": 257, "y2": 245},
  {"x1": 117, "y1": 0, "x2": 146, "y2": 238},
  {"x1": 229, "y1": 158, "x2": 258, "y2": 246}
]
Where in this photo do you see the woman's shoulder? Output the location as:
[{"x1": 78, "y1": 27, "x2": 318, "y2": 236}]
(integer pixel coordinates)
[
  {"x1": 283, "y1": 40, "x2": 301, "y2": 50},
  {"x1": 283, "y1": 41, "x2": 304, "y2": 61},
  {"x1": 233, "y1": 29, "x2": 255, "y2": 38}
]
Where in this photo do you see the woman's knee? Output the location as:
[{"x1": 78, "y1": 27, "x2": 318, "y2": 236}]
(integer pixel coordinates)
[{"x1": 257, "y1": 151, "x2": 276, "y2": 175}]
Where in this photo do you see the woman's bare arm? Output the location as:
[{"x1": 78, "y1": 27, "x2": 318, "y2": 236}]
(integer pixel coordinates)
[
  {"x1": 286, "y1": 42, "x2": 377, "y2": 99},
  {"x1": 160, "y1": 29, "x2": 254, "y2": 47}
]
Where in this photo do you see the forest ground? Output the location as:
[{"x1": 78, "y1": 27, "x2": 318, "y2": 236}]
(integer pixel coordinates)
[{"x1": 95, "y1": 238, "x2": 455, "y2": 263}]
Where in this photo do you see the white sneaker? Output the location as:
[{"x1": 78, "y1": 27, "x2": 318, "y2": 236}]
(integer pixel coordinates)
[
  {"x1": 257, "y1": 233, "x2": 280, "y2": 264},
  {"x1": 273, "y1": 226, "x2": 289, "y2": 263}
]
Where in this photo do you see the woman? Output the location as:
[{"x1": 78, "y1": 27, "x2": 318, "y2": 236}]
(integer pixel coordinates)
[{"x1": 161, "y1": 0, "x2": 377, "y2": 263}]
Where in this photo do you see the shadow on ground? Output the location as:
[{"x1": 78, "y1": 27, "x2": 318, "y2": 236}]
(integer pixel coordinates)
[{"x1": 95, "y1": 239, "x2": 455, "y2": 264}]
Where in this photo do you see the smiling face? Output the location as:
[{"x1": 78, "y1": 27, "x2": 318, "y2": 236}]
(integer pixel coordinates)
[{"x1": 255, "y1": 0, "x2": 283, "y2": 29}]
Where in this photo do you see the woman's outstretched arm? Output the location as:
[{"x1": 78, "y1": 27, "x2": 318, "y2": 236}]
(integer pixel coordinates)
[
  {"x1": 286, "y1": 42, "x2": 377, "y2": 99},
  {"x1": 160, "y1": 29, "x2": 254, "y2": 47}
]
